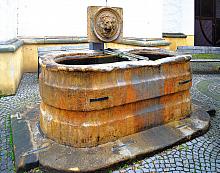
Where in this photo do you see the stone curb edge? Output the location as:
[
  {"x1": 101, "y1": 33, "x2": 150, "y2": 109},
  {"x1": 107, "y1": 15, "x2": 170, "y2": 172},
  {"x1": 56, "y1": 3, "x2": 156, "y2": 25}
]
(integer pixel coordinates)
[
  {"x1": 11, "y1": 101, "x2": 213, "y2": 173},
  {"x1": 0, "y1": 37, "x2": 170, "y2": 53},
  {"x1": 177, "y1": 46, "x2": 220, "y2": 54}
]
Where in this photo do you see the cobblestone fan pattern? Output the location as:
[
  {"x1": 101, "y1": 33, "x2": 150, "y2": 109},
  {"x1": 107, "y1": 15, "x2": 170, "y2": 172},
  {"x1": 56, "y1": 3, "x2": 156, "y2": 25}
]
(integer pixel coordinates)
[{"x1": 0, "y1": 73, "x2": 220, "y2": 173}]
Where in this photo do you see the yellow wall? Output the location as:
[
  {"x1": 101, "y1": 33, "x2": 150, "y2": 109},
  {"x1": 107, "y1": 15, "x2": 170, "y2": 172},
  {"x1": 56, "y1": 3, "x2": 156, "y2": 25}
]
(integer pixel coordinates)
[
  {"x1": 186, "y1": 35, "x2": 194, "y2": 47},
  {"x1": 106, "y1": 43, "x2": 170, "y2": 50},
  {"x1": 106, "y1": 43, "x2": 143, "y2": 49},
  {"x1": 22, "y1": 43, "x2": 88, "y2": 72},
  {"x1": 0, "y1": 47, "x2": 23, "y2": 95},
  {"x1": 164, "y1": 35, "x2": 194, "y2": 51}
]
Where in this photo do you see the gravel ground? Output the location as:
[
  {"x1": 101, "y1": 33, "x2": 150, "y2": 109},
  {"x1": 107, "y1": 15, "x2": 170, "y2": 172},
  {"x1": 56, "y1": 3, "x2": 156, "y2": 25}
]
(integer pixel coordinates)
[{"x1": 0, "y1": 73, "x2": 220, "y2": 173}]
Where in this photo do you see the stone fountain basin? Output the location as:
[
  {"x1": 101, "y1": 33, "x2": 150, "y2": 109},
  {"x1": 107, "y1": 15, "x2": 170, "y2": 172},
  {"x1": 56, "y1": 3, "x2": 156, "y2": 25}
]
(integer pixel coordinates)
[
  {"x1": 12, "y1": 48, "x2": 211, "y2": 173},
  {"x1": 39, "y1": 48, "x2": 192, "y2": 148}
]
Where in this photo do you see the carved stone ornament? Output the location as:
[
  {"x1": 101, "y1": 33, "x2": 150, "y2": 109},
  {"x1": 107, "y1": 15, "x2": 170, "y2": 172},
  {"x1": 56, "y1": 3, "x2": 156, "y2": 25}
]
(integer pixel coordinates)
[{"x1": 93, "y1": 8, "x2": 122, "y2": 42}]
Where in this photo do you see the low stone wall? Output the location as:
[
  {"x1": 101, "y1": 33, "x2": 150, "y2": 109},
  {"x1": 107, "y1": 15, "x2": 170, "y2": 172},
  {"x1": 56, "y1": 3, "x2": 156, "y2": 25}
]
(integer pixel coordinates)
[
  {"x1": 177, "y1": 46, "x2": 220, "y2": 54},
  {"x1": 0, "y1": 47, "x2": 23, "y2": 96},
  {"x1": 191, "y1": 60, "x2": 220, "y2": 74},
  {"x1": 177, "y1": 46, "x2": 220, "y2": 74}
]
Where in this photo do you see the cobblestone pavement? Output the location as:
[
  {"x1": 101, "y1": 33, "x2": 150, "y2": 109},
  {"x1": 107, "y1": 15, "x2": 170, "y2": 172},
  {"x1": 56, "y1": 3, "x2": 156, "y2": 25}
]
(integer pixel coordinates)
[{"x1": 0, "y1": 73, "x2": 220, "y2": 173}]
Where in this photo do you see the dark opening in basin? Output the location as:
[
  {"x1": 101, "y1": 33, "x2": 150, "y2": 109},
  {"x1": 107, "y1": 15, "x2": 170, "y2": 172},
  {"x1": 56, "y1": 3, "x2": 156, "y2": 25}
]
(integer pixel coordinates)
[
  {"x1": 55, "y1": 55, "x2": 131, "y2": 65},
  {"x1": 128, "y1": 49, "x2": 174, "y2": 61},
  {"x1": 134, "y1": 53, "x2": 172, "y2": 61}
]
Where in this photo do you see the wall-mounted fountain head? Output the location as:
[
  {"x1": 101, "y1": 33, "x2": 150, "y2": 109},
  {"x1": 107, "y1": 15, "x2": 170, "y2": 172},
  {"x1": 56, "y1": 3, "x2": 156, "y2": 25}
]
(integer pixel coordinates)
[{"x1": 87, "y1": 6, "x2": 123, "y2": 50}]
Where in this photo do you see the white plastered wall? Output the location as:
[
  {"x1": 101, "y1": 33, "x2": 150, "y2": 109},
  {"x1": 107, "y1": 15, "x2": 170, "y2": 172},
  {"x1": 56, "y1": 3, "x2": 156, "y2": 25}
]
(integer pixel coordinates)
[
  {"x1": 17, "y1": 0, "x2": 162, "y2": 38},
  {"x1": 181, "y1": 0, "x2": 194, "y2": 35},
  {"x1": 0, "y1": 0, "x2": 194, "y2": 41},
  {"x1": 162, "y1": 0, "x2": 194, "y2": 35},
  {"x1": 0, "y1": 0, "x2": 18, "y2": 42}
]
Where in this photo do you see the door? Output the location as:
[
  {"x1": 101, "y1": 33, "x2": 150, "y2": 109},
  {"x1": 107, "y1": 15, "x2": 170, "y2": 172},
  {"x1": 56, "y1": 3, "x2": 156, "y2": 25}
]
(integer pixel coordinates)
[{"x1": 195, "y1": 0, "x2": 220, "y2": 46}]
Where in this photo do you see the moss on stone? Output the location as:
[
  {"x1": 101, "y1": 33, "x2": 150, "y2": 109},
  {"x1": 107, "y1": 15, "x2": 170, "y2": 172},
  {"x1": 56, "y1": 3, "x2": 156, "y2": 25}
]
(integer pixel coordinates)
[
  {"x1": 8, "y1": 115, "x2": 15, "y2": 162},
  {"x1": 192, "y1": 54, "x2": 220, "y2": 59}
]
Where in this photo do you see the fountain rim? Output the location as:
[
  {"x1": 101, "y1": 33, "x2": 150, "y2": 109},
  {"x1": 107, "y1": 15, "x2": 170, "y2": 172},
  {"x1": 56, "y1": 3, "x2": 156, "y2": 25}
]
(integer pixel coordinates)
[{"x1": 40, "y1": 48, "x2": 191, "y2": 72}]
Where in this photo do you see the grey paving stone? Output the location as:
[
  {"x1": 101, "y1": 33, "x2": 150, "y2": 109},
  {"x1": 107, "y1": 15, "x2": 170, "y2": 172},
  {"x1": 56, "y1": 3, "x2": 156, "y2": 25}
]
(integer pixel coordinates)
[
  {"x1": 183, "y1": 167, "x2": 190, "y2": 172},
  {"x1": 127, "y1": 170, "x2": 134, "y2": 173},
  {"x1": 134, "y1": 169, "x2": 143, "y2": 173}
]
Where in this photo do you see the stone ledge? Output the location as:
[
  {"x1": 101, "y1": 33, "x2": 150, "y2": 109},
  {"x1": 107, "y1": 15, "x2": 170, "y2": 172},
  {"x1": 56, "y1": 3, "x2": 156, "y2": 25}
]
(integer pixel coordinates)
[
  {"x1": 19, "y1": 36, "x2": 88, "y2": 44},
  {"x1": 190, "y1": 61, "x2": 220, "y2": 74},
  {"x1": 120, "y1": 38, "x2": 170, "y2": 47},
  {"x1": 191, "y1": 59, "x2": 220, "y2": 62},
  {"x1": 38, "y1": 45, "x2": 89, "y2": 57},
  {"x1": 177, "y1": 46, "x2": 220, "y2": 54},
  {"x1": 162, "y1": 33, "x2": 187, "y2": 38},
  {"x1": 0, "y1": 38, "x2": 18, "y2": 45},
  {"x1": 0, "y1": 39, "x2": 23, "y2": 52},
  {"x1": 12, "y1": 102, "x2": 211, "y2": 173},
  {"x1": 0, "y1": 37, "x2": 170, "y2": 53},
  {"x1": 21, "y1": 36, "x2": 170, "y2": 47}
]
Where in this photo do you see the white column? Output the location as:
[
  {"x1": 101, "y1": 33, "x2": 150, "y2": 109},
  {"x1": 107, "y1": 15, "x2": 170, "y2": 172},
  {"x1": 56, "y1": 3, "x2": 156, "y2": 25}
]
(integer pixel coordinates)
[{"x1": 0, "y1": 0, "x2": 18, "y2": 42}]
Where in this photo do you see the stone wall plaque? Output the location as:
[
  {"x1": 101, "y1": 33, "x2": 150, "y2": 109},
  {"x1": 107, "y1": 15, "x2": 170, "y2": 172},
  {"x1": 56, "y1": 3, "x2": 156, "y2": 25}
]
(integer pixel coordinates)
[{"x1": 87, "y1": 6, "x2": 123, "y2": 43}]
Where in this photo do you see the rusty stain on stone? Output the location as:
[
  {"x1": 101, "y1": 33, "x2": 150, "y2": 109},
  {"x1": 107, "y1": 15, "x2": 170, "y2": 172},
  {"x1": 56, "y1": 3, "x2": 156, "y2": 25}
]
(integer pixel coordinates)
[{"x1": 39, "y1": 47, "x2": 192, "y2": 148}]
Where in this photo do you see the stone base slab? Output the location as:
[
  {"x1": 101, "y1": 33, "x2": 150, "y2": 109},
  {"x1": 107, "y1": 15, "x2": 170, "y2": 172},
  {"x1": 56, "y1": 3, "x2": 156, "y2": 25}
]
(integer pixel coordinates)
[
  {"x1": 191, "y1": 61, "x2": 220, "y2": 74},
  {"x1": 12, "y1": 102, "x2": 211, "y2": 172}
]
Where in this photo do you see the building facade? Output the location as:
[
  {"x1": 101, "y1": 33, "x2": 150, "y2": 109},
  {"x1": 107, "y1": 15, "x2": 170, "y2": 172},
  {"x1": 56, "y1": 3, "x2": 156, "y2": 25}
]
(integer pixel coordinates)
[{"x1": 1, "y1": 0, "x2": 194, "y2": 41}]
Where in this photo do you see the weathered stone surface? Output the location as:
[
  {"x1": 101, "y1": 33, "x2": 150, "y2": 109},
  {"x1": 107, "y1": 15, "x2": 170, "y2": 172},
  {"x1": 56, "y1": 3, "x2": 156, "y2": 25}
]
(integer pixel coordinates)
[
  {"x1": 87, "y1": 6, "x2": 123, "y2": 43},
  {"x1": 11, "y1": 106, "x2": 40, "y2": 173},
  {"x1": 39, "y1": 105, "x2": 209, "y2": 172},
  {"x1": 12, "y1": 102, "x2": 210, "y2": 172},
  {"x1": 162, "y1": 33, "x2": 187, "y2": 38},
  {"x1": 0, "y1": 39, "x2": 23, "y2": 52},
  {"x1": 177, "y1": 46, "x2": 220, "y2": 54},
  {"x1": 39, "y1": 49, "x2": 192, "y2": 147},
  {"x1": 190, "y1": 61, "x2": 220, "y2": 74}
]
